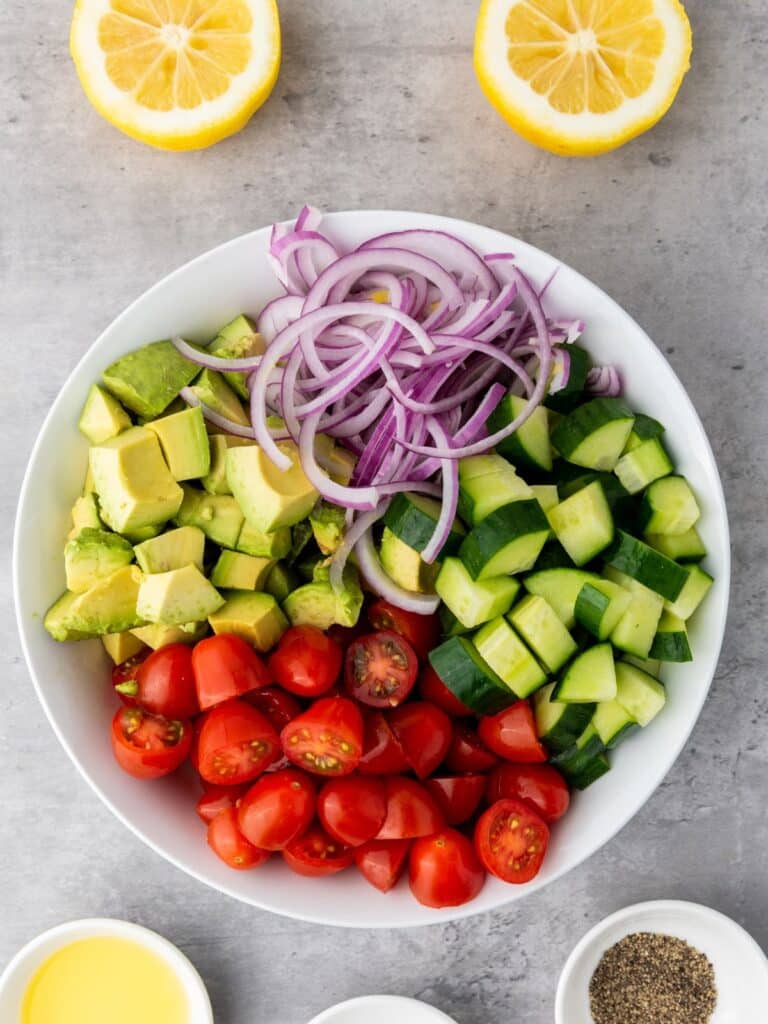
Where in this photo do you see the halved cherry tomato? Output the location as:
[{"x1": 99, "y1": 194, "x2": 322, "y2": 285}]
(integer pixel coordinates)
[
  {"x1": 116, "y1": 644, "x2": 199, "y2": 720},
  {"x1": 196, "y1": 783, "x2": 248, "y2": 825},
  {"x1": 192, "y1": 634, "x2": 271, "y2": 711},
  {"x1": 281, "y1": 697, "x2": 363, "y2": 776},
  {"x1": 267, "y1": 625, "x2": 342, "y2": 698},
  {"x1": 196, "y1": 699, "x2": 280, "y2": 785},
  {"x1": 111, "y1": 653, "x2": 147, "y2": 705},
  {"x1": 376, "y1": 777, "x2": 445, "y2": 840},
  {"x1": 237, "y1": 769, "x2": 315, "y2": 850},
  {"x1": 443, "y1": 722, "x2": 498, "y2": 773},
  {"x1": 344, "y1": 630, "x2": 418, "y2": 708},
  {"x1": 282, "y1": 825, "x2": 355, "y2": 877},
  {"x1": 424, "y1": 775, "x2": 487, "y2": 826},
  {"x1": 245, "y1": 687, "x2": 303, "y2": 732},
  {"x1": 367, "y1": 601, "x2": 440, "y2": 660},
  {"x1": 486, "y1": 764, "x2": 570, "y2": 823},
  {"x1": 207, "y1": 807, "x2": 270, "y2": 870},
  {"x1": 390, "y1": 702, "x2": 453, "y2": 780},
  {"x1": 110, "y1": 706, "x2": 192, "y2": 780},
  {"x1": 354, "y1": 839, "x2": 411, "y2": 893},
  {"x1": 318, "y1": 777, "x2": 387, "y2": 847},
  {"x1": 357, "y1": 712, "x2": 409, "y2": 775},
  {"x1": 477, "y1": 702, "x2": 548, "y2": 764},
  {"x1": 409, "y1": 828, "x2": 486, "y2": 908},
  {"x1": 417, "y1": 665, "x2": 472, "y2": 717},
  {"x1": 474, "y1": 798, "x2": 549, "y2": 884}
]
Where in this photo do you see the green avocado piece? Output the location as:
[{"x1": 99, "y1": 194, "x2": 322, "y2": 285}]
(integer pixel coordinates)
[
  {"x1": 264, "y1": 561, "x2": 301, "y2": 602},
  {"x1": 44, "y1": 592, "x2": 93, "y2": 641},
  {"x1": 379, "y1": 527, "x2": 439, "y2": 594},
  {"x1": 309, "y1": 501, "x2": 346, "y2": 555},
  {"x1": 211, "y1": 550, "x2": 275, "y2": 590},
  {"x1": 44, "y1": 565, "x2": 146, "y2": 640},
  {"x1": 208, "y1": 591, "x2": 288, "y2": 651},
  {"x1": 315, "y1": 563, "x2": 363, "y2": 626},
  {"x1": 102, "y1": 341, "x2": 199, "y2": 419},
  {"x1": 314, "y1": 434, "x2": 357, "y2": 485},
  {"x1": 202, "y1": 435, "x2": 254, "y2": 495},
  {"x1": 131, "y1": 621, "x2": 208, "y2": 649},
  {"x1": 188, "y1": 369, "x2": 251, "y2": 427},
  {"x1": 146, "y1": 406, "x2": 211, "y2": 481},
  {"x1": 236, "y1": 520, "x2": 292, "y2": 558},
  {"x1": 134, "y1": 525, "x2": 206, "y2": 573},
  {"x1": 68, "y1": 492, "x2": 102, "y2": 539},
  {"x1": 226, "y1": 440, "x2": 319, "y2": 533},
  {"x1": 65, "y1": 528, "x2": 134, "y2": 594},
  {"x1": 208, "y1": 314, "x2": 264, "y2": 400},
  {"x1": 123, "y1": 523, "x2": 164, "y2": 543},
  {"x1": 136, "y1": 396, "x2": 186, "y2": 426},
  {"x1": 137, "y1": 564, "x2": 224, "y2": 625},
  {"x1": 102, "y1": 631, "x2": 147, "y2": 664},
  {"x1": 78, "y1": 384, "x2": 132, "y2": 444},
  {"x1": 283, "y1": 566, "x2": 363, "y2": 630},
  {"x1": 175, "y1": 484, "x2": 244, "y2": 549}
]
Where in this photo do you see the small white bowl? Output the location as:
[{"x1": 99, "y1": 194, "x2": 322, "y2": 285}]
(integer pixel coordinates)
[
  {"x1": 556, "y1": 900, "x2": 768, "y2": 1023},
  {"x1": 307, "y1": 995, "x2": 458, "y2": 1024},
  {"x1": 0, "y1": 918, "x2": 213, "y2": 1022}
]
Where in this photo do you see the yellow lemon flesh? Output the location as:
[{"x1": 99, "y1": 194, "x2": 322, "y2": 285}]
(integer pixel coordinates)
[
  {"x1": 474, "y1": 0, "x2": 692, "y2": 156},
  {"x1": 70, "y1": 0, "x2": 281, "y2": 150}
]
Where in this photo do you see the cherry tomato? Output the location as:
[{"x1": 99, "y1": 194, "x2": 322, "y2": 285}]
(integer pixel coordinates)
[
  {"x1": 367, "y1": 601, "x2": 440, "y2": 660},
  {"x1": 267, "y1": 625, "x2": 342, "y2": 698},
  {"x1": 196, "y1": 784, "x2": 248, "y2": 824},
  {"x1": 477, "y1": 702, "x2": 548, "y2": 763},
  {"x1": 357, "y1": 712, "x2": 409, "y2": 775},
  {"x1": 443, "y1": 722, "x2": 498, "y2": 773},
  {"x1": 116, "y1": 644, "x2": 199, "y2": 720},
  {"x1": 424, "y1": 775, "x2": 487, "y2": 826},
  {"x1": 207, "y1": 808, "x2": 270, "y2": 871},
  {"x1": 282, "y1": 825, "x2": 355, "y2": 877},
  {"x1": 196, "y1": 699, "x2": 280, "y2": 786},
  {"x1": 474, "y1": 798, "x2": 549, "y2": 884},
  {"x1": 281, "y1": 697, "x2": 363, "y2": 776},
  {"x1": 417, "y1": 665, "x2": 472, "y2": 717},
  {"x1": 110, "y1": 706, "x2": 192, "y2": 780},
  {"x1": 192, "y1": 634, "x2": 271, "y2": 711},
  {"x1": 354, "y1": 839, "x2": 411, "y2": 893},
  {"x1": 237, "y1": 768, "x2": 315, "y2": 850},
  {"x1": 111, "y1": 653, "x2": 147, "y2": 705},
  {"x1": 377, "y1": 777, "x2": 445, "y2": 840},
  {"x1": 318, "y1": 777, "x2": 387, "y2": 847},
  {"x1": 486, "y1": 764, "x2": 570, "y2": 823},
  {"x1": 390, "y1": 702, "x2": 453, "y2": 780},
  {"x1": 344, "y1": 630, "x2": 418, "y2": 708},
  {"x1": 246, "y1": 687, "x2": 303, "y2": 731},
  {"x1": 409, "y1": 828, "x2": 486, "y2": 908}
]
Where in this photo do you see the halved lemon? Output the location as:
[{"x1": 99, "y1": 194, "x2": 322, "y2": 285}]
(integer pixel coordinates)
[
  {"x1": 475, "y1": 0, "x2": 692, "y2": 156},
  {"x1": 70, "y1": 0, "x2": 281, "y2": 151}
]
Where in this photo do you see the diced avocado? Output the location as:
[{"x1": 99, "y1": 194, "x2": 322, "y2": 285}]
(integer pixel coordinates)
[
  {"x1": 123, "y1": 523, "x2": 164, "y2": 543},
  {"x1": 134, "y1": 526, "x2": 206, "y2": 573},
  {"x1": 175, "y1": 485, "x2": 244, "y2": 549},
  {"x1": 137, "y1": 396, "x2": 187, "y2": 425},
  {"x1": 201, "y1": 435, "x2": 254, "y2": 495},
  {"x1": 209, "y1": 591, "x2": 288, "y2": 651},
  {"x1": 288, "y1": 520, "x2": 315, "y2": 565},
  {"x1": 102, "y1": 631, "x2": 147, "y2": 664},
  {"x1": 44, "y1": 592, "x2": 93, "y2": 642},
  {"x1": 45, "y1": 565, "x2": 146, "y2": 640},
  {"x1": 102, "y1": 341, "x2": 200, "y2": 419},
  {"x1": 379, "y1": 527, "x2": 439, "y2": 594},
  {"x1": 211, "y1": 550, "x2": 275, "y2": 590},
  {"x1": 90, "y1": 427, "x2": 183, "y2": 534},
  {"x1": 283, "y1": 567, "x2": 363, "y2": 629},
  {"x1": 226, "y1": 441, "x2": 319, "y2": 533},
  {"x1": 137, "y1": 564, "x2": 224, "y2": 625},
  {"x1": 64, "y1": 528, "x2": 134, "y2": 593},
  {"x1": 314, "y1": 434, "x2": 357, "y2": 485},
  {"x1": 265, "y1": 561, "x2": 301, "y2": 602},
  {"x1": 319, "y1": 564, "x2": 363, "y2": 627},
  {"x1": 188, "y1": 369, "x2": 251, "y2": 427},
  {"x1": 236, "y1": 519, "x2": 292, "y2": 558},
  {"x1": 131, "y1": 621, "x2": 208, "y2": 649},
  {"x1": 208, "y1": 314, "x2": 264, "y2": 400},
  {"x1": 309, "y1": 501, "x2": 346, "y2": 555},
  {"x1": 146, "y1": 406, "x2": 211, "y2": 481},
  {"x1": 68, "y1": 492, "x2": 102, "y2": 539},
  {"x1": 78, "y1": 384, "x2": 131, "y2": 444}
]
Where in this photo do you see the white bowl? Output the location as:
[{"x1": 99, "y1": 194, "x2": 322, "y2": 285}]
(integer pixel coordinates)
[
  {"x1": 13, "y1": 211, "x2": 730, "y2": 928},
  {"x1": 0, "y1": 918, "x2": 212, "y2": 1021},
  {"x1": 556, "y1": 900, "x2": 768, "y2": 1023},
  {"x1": 307, "y1": 995, "x2": 458, "y2": 1024}
]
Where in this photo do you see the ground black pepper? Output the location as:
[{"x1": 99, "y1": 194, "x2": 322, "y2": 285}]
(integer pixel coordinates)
[{"x1": 589, "y1": 931, "x2": 717, "y2": 1024}]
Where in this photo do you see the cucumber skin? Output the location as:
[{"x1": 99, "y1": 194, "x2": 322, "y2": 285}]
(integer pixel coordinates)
[
  {"x1": 551, "y1": 398, "x2": 635, "y2": 459},
  {"x1": 532, "y1": 540, "x2": 576, "y2": 572},
  {"x1": 603, "y1": 530, "x2": 690, "y2": 602},
  {"x1": 649, "y1": 630, "x2": 693, "y2": 662},
  {"x1": 574, "y1": 583, "x2": 610, "y2": 637},
  {"x1": 539, "y1": 703, "x2": 595, "y2": 754},
  {"x1": 459, "y1": 500, "x2": 549, "y2": 578},
  {"x1": 383, "y1": 492, "x2": 464, "y2": 557},
  {"x1": 428, "y1": 637, "x2": 516, "y2": 715},
  {"x1": 551, "y1": 735, "x2": 610, "y2": 789}
]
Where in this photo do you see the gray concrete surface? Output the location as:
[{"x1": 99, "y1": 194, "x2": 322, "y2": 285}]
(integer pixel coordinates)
[{"x1": 2, "y1": 1, "x2": 767, "y2": 1021}]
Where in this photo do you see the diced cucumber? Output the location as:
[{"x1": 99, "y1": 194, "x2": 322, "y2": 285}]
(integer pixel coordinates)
[
  {"x1": 533, "y1": 683, "x2": 595, "y2": 754},
  {"x1": 428, "y1": 637, "x2": 517, "y2": 715},
  {"x1": 383, "y1": 491, "x2": 465, "y2": 557},
  {"x1": 524, "y1": 568, "x2": 627, "y2": 631},
  {"x1": 557, "y1": 467, "x2": 636, "y2": 530},
  {"x1": 488, "y1": 394, "x2": 553, "y2": 471},
  {"x1": 439, "y1": 605, "x2": 472, "y2": 637},
  {"x1": 380, "y1": 528, "x2": 439, "y2": 594},
  {"x1": 531, "y1": 484, "x2": 559, "y2": 513},
  {"x1": 604, "y1": 566, "x2": 664, "y2": 658},
  {"x1": 574, "y1": 580, "x2": 631, "y2": 641},
  {"x1": 638, "y1": 476, "x2": 701, "y2": 536},
  {"x1": 591, "y1": 700, "x2": 638, "y2": 748},
  {"x1": 473, "y1": 617, "x2": 547, "y2": 699},
  {"x1": 622, "y1": 654, "x2": 662, "y2": 677},
  {"x1": 552, "y1": 644, "x2": 616, "y2": 703},
  {"x1": 545, "y1": 344, "x2": 592, "y2": 413},
  {"x1": 649, "y1": 611, "x2": 692, "y2": 662},
  {"x1": 457, "y1": 455, "x2": 533, "y2": 524},
  {"x1": 603, "y1": 530, "x2": 690, "y2": 602},
  {"x1": 551, "y1": 726, "x2": 610, "y2": 789},
  {"x1": 614, "y1": 438, "x2": 673, "y2": 494},
  {"x1": 509, "y1": 594, "x2": 578, "y2": 673},
  {"x1": 532, "y1": 539, "x2": 576, "y2": 571},
  {"x1": 664, "y1": 564, "x2": 713, "y2": 620},
  {"x1": 623, "y1": 413, "x2": 665, "y2": 452},
  {"x1": 435, "y1": 557, "x2": 520, "y2": 629},
  {"x1": 615, "y1": 662, "x2": 666, "y2": 726},
  {"x1": 459, "y1": 500, "x2": 550, "y2": 580},
  {"x1": 547, "y1": 480, "x2": 614, "y2": 565},
  {"x1": 551, "y1": 398, "x2": 635, "y2": 471},
  {"x1": 645, "y1": 527, "x2": 707, "y2": 563}
]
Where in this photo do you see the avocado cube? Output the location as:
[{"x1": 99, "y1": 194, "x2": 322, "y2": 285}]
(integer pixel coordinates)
[
  {"x1": 64, "y1": 528, "x2": 134, "y2": 593},
  {"x1": 309, "y1": 501, "x2": 346, "y2": 555},
  {"x1": 314, "y1": 434, "x2": 357, "y2": 485},
  {"x1": 264, "y1": 562, "x2": 301, "y2": 602},
  {"x1": 236, "y1": 520, "x2": 292, "y2": 559},
  {"x1": 44, "y1": 592, "x2": 94, "y2": 642},
  {"x1": 208, "y1": 315, "x2": 264, "y2": 400},
  {"x1": 188, "y1": 369, "x2": 251, "y2": 427},
  {"x1": 130, "y1": 621, "x2": 208, "y2": 649},
  {"x1": 174, "y1": 485, "x2": 244, "y2": 549},
  {"x1": 211, "y1": 551, "x2": 275, "y2": 591},
  {"x1": 68, "y1": 492, "x2": 102, "y2": 539},
  {"x1": 209, "y1": 591, "x2": 288, "y2": 652},
  {"x1": 134, "y1": 526, "x2": 205, "y2": 574},
  {"x1": 123, "y1": 523, "x2": 164, "y2": 543},
  {"x1": 202, "y1": 435, "x2": 254, "y2": 495},
  {"x1": 44, "y1": 565, "x2": 146, "y2": 640},
  {"x1": 380, "y1": 527, "x2": 439, "y2": 594},
  {"x1": 146, "y1": 406, "x2": 211, "y2": 481},
  {"x1": 101, "y1": 631, "x2": 147, "y2": 665},
  {"x1": 78, "y1": 384, "x2": 132, "y2": 444},
  {"x1": 283, "y1": 568, "x2": 363, "y2": 630},
  {"x1": 137, "y1": 564, "x2": 224, "y2": 626},
  {"x1": 226, "y1": 441, "x2": 319, "y2": 533},
  {"x1": 102, "y1": 341, "x2": 200, "y2": 419},
  {"x1": 90, "y1": 427, "x2": 183, "y2": 534}
]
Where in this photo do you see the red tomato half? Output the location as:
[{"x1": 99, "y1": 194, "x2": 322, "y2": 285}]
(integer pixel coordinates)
[
  {"x1": 282, "y1": 825, "x2": 355, "y2": 877},
  {"x1": 237, "y1": 769, "x2": 315, "y2": 850},
  {"x1": 192, "y1": 634, "x2": 271, "y2": 711},
  {"x1": 357, "y1": 712, "x2": 409, "y2": 775},
  {"x1": 477, "y1": 702, "x2": 548, "y2": 763},
  {"x1": 377, "y1": 777, "x2": 445, "y2": 840},
  {"x1": 443, "y1": 722, "x2": 498, "y2": 773},
  {"x1": 121, "y1": 644, "x2": 199, "y2": 720},
  {"x1": 417, "y1": 665, "x2": 472, "y2": 717},
  {"x1": 409, "y1": 829, "x2": 486, "y2": 909},
  {"x1": 268, "y1": 625, "x2": 342, "y2": 698},
  {"x1": 424, "y1": 775, "x2": 487, "y2": 826},
  {"x1": 207, "y1": 808, "x2": 270, "y2": 871},
  {"x1": 486, "y1": 764, "x2": 570, "y2": 823},
  {"x1": 281, "y1": 697, "x2": 363, "y2": 776},
  {"x1": 474, "y1": 798, "x2": 549, "y2": 884},
  {"x1": 196, "y1": 699, "x2": 280, "y2": 785},
  {"x1": 354, "y1": 839, "x2": 411, "y2": 893},
  {"x1": 367, "y1": 601, "x2": 440, "y2": 660},
  {"x1": 110, "y1": 707, "x2": 192, "y2": 780},
  {"x1": 196, "y1": 784, "x2": 248, "y2": 825},
  {"x1": 344, "y1": 631, "x2": 418, "y2": 708},
  {"x1": 111, "y1": 653, "x2": 147, "y2": 705},
  {"x1": 246, "y1": 687, "x2": 303, "y2": 732},
  {"x1": 318, "y1": 777, "x2": 387, "y2": 847},
  {"x1": 390, "y1": 702, "x2": 453, "y2": 780}
]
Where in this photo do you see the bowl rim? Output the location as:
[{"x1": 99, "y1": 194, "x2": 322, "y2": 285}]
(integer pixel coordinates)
[
  {"x1": 306, "y1": 994, "x2": 459, "y2": 1024},
  {"x1": 13, "y1": 210, "x2": 731, "y2": 928}
]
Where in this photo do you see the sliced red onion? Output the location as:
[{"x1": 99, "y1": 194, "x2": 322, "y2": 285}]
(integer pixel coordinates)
[
  {"x1": 586, "y1": 365, "x2": 623, "y2": 396},
  {"x1": 360, "y1": 230, "x2": 499, "y2": 298},
  {"x1": 355, "y1": 530, "x2": 440, "y2": 615},
  {"x1": 420, "y1": 417, "x2": 459, "y2": 564}
]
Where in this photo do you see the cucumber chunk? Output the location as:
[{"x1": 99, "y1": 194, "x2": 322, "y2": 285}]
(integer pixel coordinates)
[
  {"x1": 664, "y1": 564, "x2": 713, "y2": 620},
  {"x1": 428, "y1": 637, "x2": 516, "y2": 715},
  {"x1": 574, "y1": 580, "x2": 631, "y2": 640},
  {"x1": 524, "y1": 568, "x2": 626, "y2": 631},
  {"x1": 547, "y1": 480, "x2": 614, "y2": 565},
  {"x1": 649, "y1": 611, "x2": 693, "y2": 662},
  {"x1": 487, "y1": 394, "x2": 553, "y2": 471},
  {"x1": 531, "y1": 539, "x2": 576, "y2": 572},
  {"x1": 435, "y1": 557, "x2": 520, "y2": 630},
  {"x1": 509, "y1": 594, "x2": 578, "y2": 673},
  {"x1": 638, "y1": 476, "x2": 701, "y2": 536},
  {"x1": 459, "y1": 500, "x2": 550, "y2": 580},
  {"x1": 645, "y1": 526, "x2": 707, "y2": 563},
  {"x1": 531, "y1": 484, "x2": 559, "y2": 513},
  {"x1": 551, "y1": 726, "x2": 610, "y2": 789},
  {"x1": 473, "y1": 617, "x2": 547, "y2": 699},
  {"x1": 622, "y1": 654, "x2": 662, "y2": 677},
  {"x1": 603, "y1": 566, "x2": 665, "y2": 658},
  {"x1": 614, "y1": 438, "x2": 673, "y2": 494},
  {"x1": 623, "y1": 413, "x2": 665, "y2": 452},
  {"x1": 533, "y1": 683, "x2": 595, "y2": 754},
  {"x1": 615, "y1": 661, "x2": 666, "y2": 726},
  {"x1": 383, "y1": 491, "x2": 465, "y2": 557},
  {"x1": 457, "y1": 455, "x2": 533, "y2": 524},
  {"x1": 603, "y1": 530, "x2": 690, "y2": 602},
  {"x1": 545, "y1": 344, "x2": 592, "y2": 413},
  {"x1": 591, "y1": 699, "x2": 638, "y2": 748},
  {"x1": 551, "y1": 398, "x2": 635, "y2": 471},
  {"x1": 552, "y1": 643, "x2": 616, "y2": 703},
  {"x1": 439, "y1": 605, "x2": 472, "y2": 637}
]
